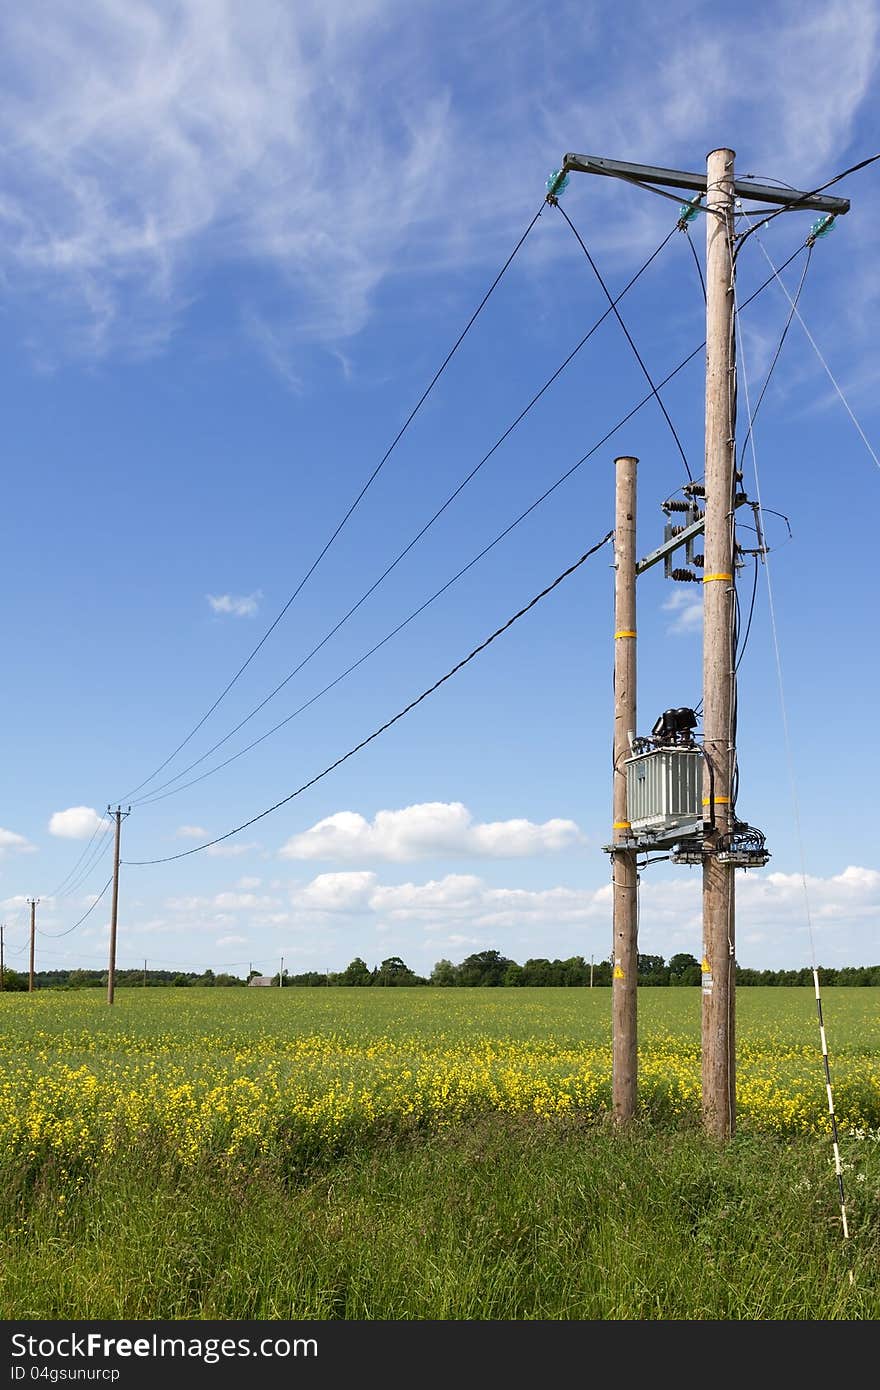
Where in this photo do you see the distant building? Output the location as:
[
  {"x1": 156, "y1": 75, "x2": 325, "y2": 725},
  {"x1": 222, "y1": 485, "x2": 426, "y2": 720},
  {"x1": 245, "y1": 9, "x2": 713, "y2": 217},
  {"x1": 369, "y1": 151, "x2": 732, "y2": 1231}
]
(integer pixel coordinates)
[{"x1": 248, "y1": 975, "x2": 275, "y2": 987}]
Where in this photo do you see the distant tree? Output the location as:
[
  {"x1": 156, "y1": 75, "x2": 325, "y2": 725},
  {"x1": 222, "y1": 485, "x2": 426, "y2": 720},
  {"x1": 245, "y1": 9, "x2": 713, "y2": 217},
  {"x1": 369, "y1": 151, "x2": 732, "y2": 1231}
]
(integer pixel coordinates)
[
  {"x1": 520, "y1": 958, "x2": 554, "y2": 987},
  {"x1": 459, "y1": 950, "x2": 512, "y2": 987},
  {"x1": 503, "y1": 962, "x2": 524, "y2": 987},
  {"x1": 430, "y1": 959, "x2": 459, "y2": 987},
  {"x1": 668, "y1": 953, "x2": 701, "y2": 986},
  {"x1": 0, "y1": 968, "x2": 27, "y2": 992},
  {"x1": 637, "y1": 954, "x2": 669, "y2": 986},
  {"x1": 373, "y1": 956, "x2": 423, "y2": 986},
  {"x1": 340, "y1": 957, "x2": 373, "y2": 987}
]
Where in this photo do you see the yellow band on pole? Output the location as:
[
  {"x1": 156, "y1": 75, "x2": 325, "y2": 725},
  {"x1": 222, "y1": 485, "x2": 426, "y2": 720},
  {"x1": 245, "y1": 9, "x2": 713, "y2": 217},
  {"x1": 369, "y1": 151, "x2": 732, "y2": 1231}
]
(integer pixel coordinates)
[
  {"x1": 702, "y1": 796, "x2": 730, "y2": 805},
  {"x1": 613, "y1": 821, "x2": 631, "y2": 829},
  {"x1": 703, "y1": 573, "x2": 733, "y2": 583},
  {"x1": 614, "y1": 630, "x2": 637, "y2": 638}
]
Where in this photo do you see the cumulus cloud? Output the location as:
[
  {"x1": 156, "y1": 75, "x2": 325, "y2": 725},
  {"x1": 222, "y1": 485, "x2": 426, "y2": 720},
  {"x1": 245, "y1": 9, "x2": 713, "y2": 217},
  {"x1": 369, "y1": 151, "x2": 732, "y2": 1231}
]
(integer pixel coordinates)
[
  {"x1": 0, "y1": 827, "x2": 35, "y2": 856},
  {"x1": 207, "y1": 592, "x2": 262, "y2": 618},
  {"x1": 216, "y1": 935, "x2": 248, "y2": 946},
  {"x1": 279, "y1": 802, "x2": 584, "y2": 862},
  {"x1": 296, "y1": 871, "x2": 379, "y2": 913},
  {"x1": 48, "y1": 806, "x2": 108, "y2": 840},
  {"x1": 176, "y1": 825, "x2": 209, "y2": 839}
]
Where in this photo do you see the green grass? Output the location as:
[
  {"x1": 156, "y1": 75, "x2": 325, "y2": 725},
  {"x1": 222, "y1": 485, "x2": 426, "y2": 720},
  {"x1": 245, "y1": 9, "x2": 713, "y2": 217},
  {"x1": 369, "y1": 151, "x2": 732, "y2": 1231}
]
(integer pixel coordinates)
[
  {"x1": 2, "y1": 1115, "x2": 877, "y2": 1319},
  {"x1": 0, "y1": 987, "x2": 877, "y2": 1319}
]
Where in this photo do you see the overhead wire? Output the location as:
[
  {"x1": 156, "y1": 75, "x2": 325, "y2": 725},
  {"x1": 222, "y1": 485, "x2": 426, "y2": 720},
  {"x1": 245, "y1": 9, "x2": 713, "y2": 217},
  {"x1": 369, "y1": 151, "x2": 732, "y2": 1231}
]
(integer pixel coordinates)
[
  {"x1": 734, "y1": 151, "x2": 880, "y2": 248},
  {"x1": 555, "y1": 203, "x2": 694, "y2": 480},
  {"x1": 130, "y1": 223, "x2": 681, "y2": 807},
  {"x1": 744, "y1": 219, "x2": 880, "y2": 472},
  {"x1": 37, "y1": 875, "x2": 114, "y2": 939},
  {"x1": 137, "y1": 235, "x2": 813, "y2": 807},
  {"x1": 125, "y1": 530, "x2": 615, "y2": 866},
  {"x1": 733, "y1": 260, "x2": 852, "y2": 1267},
  {"x1": 118, "y1": 200, "x2": 548, "y2": 805}
]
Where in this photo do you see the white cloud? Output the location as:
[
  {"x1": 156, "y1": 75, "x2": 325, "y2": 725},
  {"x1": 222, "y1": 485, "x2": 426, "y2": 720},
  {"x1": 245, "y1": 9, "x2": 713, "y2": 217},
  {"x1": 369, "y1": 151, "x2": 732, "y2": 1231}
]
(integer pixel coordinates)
[
  {"x1": 237, "y1": 876, "x2": 261, "y2": 889},
  {"x1": 0, "y1": 827, "x2": 36, "y2": 856},
  {"x1": 207, "y1": 591, "x2": 262, "y2": 618},
  {"x1": 0, "y1": 0, "x2": 876, "y2": 368},
  {"x1": 295, "y1": 871, "x2": 378, "y2": 913},
  {"x1": 280, "y1": 802, "x2": 585, "y2": 862},
  {"x1": 216, "y1": 934, "x2": 248, "y2": 946},
  {"x1": 662, "y1": 588, "x2": 703, "y2": 635},
  {"x1": 48, "y1": 806, "x2": 108, "y2": 840},
  {"x1": 176, "y1": 825, "x2": 209, "y2": 839}
]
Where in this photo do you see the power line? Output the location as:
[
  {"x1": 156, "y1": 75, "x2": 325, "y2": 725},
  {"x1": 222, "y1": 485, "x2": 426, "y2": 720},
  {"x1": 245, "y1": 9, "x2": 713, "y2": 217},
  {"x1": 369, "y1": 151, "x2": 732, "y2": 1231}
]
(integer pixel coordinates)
[
  {"x1": 745, "y1": 220, "x2": 880, "y2": 472},
  {"x1": 46, "y1": 817, "x2": 108, "y2": 898},
  {"x1": 119, "y1": 201, "x2": 548, "y2": 805},
  {"x1": 556, "y1": 202, "x2": 694, "y2": 480},
  {"x1": 135, "y1": 237, "x2": 813, "y2": 806},
  {"x1": 37, "y1": 875, "x2": 114, "y2": 939},
  {"x1": 125, "y1": 530, "x2": 615, "y2": 866},
  {"x1": 131, "y1": 226, "x2": 680, "y2": 807},
  {"x1": 737, "y1": 245, "x2": 813, "y2": 468},
  {"x1": 735, "y1": 151, "x2": 880, "y2": 246}
]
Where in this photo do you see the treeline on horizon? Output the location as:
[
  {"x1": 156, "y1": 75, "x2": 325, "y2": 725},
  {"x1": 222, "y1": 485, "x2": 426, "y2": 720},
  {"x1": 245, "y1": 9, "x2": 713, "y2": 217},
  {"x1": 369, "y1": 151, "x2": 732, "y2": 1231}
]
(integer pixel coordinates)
[{"x1": 4, "y1": 949, "x2": 880, "y2": 991}]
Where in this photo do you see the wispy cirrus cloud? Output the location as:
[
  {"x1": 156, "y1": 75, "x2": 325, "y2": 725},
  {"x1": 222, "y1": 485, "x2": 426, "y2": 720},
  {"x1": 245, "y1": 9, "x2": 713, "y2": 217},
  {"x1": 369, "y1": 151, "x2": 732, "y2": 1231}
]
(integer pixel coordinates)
[{"x1": 3, "y1": 0, "x2": 875, "y2": 369}]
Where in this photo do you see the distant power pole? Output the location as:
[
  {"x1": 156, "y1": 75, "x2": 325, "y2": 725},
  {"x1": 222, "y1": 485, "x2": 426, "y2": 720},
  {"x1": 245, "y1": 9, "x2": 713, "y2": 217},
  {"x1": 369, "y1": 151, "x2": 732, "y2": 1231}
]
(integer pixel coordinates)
[
  {"x1": 611, "y1": 455, "x2": 638, "y2": 1123},
  {"x1": 590, "y1": 954, "x2": 594, "y2": 989},
  {"x1": 0, "y1": 922, "x2": 5, "y2": 991},
  {"x1": 106, "y1": 806, "x2": 131, "y2": 1006},
  {"x1": 28, "y1": 899, "x2": 39, "y2": 992},
  {"x1": 279, "y1": 956, "x2": 284, "y2": 988},
  {"x1": 143, "y1": 958, "x2": 147, "y2": 988}
]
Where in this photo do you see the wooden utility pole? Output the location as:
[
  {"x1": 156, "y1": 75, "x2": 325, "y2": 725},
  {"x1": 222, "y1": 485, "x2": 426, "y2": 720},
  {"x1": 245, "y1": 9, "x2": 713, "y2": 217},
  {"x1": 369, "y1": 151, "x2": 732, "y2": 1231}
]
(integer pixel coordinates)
[
  {"x1": 555, "y1": 146, "x2": 850, "y2": 1142},
  {"x1": 0, "y1": 922, "x2": 5, "y2": 991},
  {"x1": 28, "y1": 898, "x2": 38, "y2": 992},
  {"x1": 279, "y1": 956, "x2": 284, "y2": 988},
  {"x1": 701, "y1": 149, "x2": 737, "y2": 1139},
  {"x1": 143, "y1": 958, "x2": 147, "y2": 988},
  {"x1": 106, "y1": 806, "x2": 131, "y2": 1006},
  {"x1": 611, "y1": 455, "x2": 638, "y2": 1123}
]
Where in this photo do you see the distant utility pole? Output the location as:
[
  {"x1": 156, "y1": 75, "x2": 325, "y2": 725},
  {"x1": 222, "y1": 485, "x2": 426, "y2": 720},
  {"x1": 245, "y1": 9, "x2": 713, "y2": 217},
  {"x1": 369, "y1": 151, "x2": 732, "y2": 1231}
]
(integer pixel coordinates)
[
  {"x1": 106, "y1": 806, "x2": 131, "y2": 1006},
  {"x1": 143, "y1": 958, "x2": 147, "y2": 988},
  {"x1": 0, "y1": 922, "x2": 5, "y2": 991},
  {"x1": 279, "y1": 956, "x2": 284, "y2": 988},
  {"x1": 554, "y1": 148, "x2": 850, "y2": 1141},
  {"x1": 590, "y1": 954, "x2": 594, "y2": 989},
  {"x1": 28, "y1": 899, "x2": 39, "y2": 992},
  {"x1": 611, "y1": 455, "x2": 638, "y2": 1123}
]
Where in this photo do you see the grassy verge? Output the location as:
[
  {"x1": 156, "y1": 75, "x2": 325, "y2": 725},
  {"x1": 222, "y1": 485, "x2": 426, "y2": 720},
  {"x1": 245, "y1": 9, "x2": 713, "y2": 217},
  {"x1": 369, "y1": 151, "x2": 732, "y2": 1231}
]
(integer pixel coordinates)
[{"x1": 2, "y1": 1113, "x2": 877, "y2": 1320}]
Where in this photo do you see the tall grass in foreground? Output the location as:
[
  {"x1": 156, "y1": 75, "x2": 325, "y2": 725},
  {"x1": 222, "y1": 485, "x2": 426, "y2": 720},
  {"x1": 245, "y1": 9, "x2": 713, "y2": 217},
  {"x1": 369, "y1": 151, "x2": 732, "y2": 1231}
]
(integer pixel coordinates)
[
  {"x1": 1, "y1": 1114, "x2": 878, "y2": 1319},
  {"x1": 0, "y1": 987, "x2": 877, "y2": 1318}
]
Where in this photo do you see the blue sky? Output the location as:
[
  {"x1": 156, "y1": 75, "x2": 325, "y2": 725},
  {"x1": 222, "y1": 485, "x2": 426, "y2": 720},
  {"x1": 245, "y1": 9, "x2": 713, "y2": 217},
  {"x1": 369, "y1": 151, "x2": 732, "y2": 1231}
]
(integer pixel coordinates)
[{"x1": 1, "y1": 0, "x2": 879, "y2": 979}]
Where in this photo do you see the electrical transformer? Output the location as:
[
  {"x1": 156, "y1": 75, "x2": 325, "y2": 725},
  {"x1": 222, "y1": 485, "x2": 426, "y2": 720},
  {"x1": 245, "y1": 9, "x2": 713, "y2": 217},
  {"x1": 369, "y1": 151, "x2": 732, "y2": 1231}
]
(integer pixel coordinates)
[{"x1": 625, "y1": 745, "x2": 703, "y2": 841}]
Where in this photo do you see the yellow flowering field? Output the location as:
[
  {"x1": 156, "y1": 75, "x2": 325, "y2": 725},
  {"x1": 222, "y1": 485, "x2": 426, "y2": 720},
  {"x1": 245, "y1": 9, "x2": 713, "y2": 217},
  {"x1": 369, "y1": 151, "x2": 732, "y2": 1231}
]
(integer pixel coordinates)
[{"x1": 0, "y1": 987, "x2": 876, "y2": 1168}]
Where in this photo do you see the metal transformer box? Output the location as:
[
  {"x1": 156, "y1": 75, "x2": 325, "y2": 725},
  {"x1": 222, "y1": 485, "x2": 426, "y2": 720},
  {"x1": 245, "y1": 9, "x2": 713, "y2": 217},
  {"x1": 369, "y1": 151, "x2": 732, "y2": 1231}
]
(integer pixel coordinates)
[{"x1": 625, "y1": 746, "x2": 703, "y2": 837}]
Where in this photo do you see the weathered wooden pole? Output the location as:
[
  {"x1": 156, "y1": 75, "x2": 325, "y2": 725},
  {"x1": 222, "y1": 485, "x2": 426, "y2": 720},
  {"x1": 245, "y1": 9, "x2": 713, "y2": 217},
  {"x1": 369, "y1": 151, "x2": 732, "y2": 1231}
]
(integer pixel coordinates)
[
  {"x1": 611, "y1": 454, "x2": 639, "y2": 1123},
  {"x1": 701, "y1": 148, "x2": 737, "y2": 1139}
]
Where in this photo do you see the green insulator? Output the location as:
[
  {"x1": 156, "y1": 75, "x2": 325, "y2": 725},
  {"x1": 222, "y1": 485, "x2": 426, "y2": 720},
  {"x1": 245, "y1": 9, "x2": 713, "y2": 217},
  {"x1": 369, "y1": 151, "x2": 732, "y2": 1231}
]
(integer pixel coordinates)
[
  {"x1": 678, "y1": 201, "x2": 699, "y2": 224},
  {"x1": 546, "y1": 169, "x2": 570, "y2": 198},
  {"x1": 810, "y1": 215, "x2": 835, "y2": 240}
]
